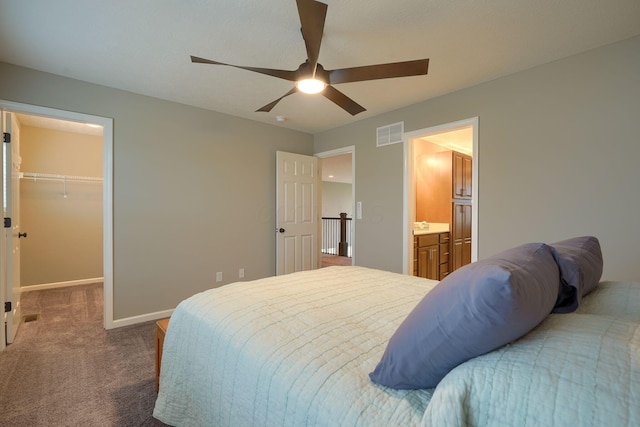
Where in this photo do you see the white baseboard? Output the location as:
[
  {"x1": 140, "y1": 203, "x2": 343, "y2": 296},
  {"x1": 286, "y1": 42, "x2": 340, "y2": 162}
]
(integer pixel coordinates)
[
  {"x1": 21, "y1": 277, "x2": 104, "y2": 292},
  {"x1": 110, "y1": 309, "x2": 174, "y2": 329}
]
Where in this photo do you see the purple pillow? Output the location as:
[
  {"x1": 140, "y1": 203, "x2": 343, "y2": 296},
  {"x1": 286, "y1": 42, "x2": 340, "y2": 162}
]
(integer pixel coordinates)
[
  {"x1": 370, "y1": 242, "x2": 559, "y2": 389},
  {"x1": 551, "y1": 236, "x2": 603, "y2": 313}
]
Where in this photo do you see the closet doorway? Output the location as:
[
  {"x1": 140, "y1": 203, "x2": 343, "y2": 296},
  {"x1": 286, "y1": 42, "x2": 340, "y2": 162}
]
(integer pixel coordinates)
[
  {"x1": 18, "y1": 114, "x2": 104, "y2": 290},
  {"x1": 0, "y1": 100, "x2": 114, "y2": 336}
]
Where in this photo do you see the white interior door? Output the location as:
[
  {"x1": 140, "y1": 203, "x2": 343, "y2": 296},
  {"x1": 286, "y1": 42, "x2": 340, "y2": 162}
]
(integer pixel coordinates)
[
  {"x1": 276, "y1": 151, "x2": 318, "y2": 275},
  {"x1": 2, "y1": 111, "x2": 21, "y2": 344},
  {"x1": 1, "y1": 112, "x2": 6, "y2": 350}
]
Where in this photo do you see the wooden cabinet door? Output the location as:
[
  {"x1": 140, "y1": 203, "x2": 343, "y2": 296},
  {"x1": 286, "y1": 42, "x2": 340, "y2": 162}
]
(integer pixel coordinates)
[
  {"x1": 427, "y1": 245, "x2": 439, "y2": 279},
  {"x1": 462, "y1": 203, "x2": 472, "y2": 266},
  {"x1": 413, "y1": 237, "x2": 418, "y2": 275},
  {"x1": 418, "y1": 245, "x2": 438, "y2": 279},
  {"x1": 417, "y1": 246, "x2": 428, "y2": 278},
  {"x1": 451, "y1": 201, "x2": 472, "y2": 271},
  {"x1": 452, "y1": 151, "x2": 472, "y2": 199},
  {"x1": 453, "y1": 152, "x2": 465, "y2": 198},
  {"x1": 463, "y1": 155, "x2": 472, "y2": 198},
  {"x1": 452, "y1": 240, "x2": 463, "y2": 271},
  {"x1": 452, "y1": 202, "x2": 463, "y2": 271},
  {"x1": 418, "y1": 244, "x2": 439, "y2": 280}
]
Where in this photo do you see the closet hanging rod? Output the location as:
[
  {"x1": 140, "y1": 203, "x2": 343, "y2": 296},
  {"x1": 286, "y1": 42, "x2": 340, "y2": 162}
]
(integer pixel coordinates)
[{"x1": 20, "y1": 172, "x2": 103, "y2": 183}]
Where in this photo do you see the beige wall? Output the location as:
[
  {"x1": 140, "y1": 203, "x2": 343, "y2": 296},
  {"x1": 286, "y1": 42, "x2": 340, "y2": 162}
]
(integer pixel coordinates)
[
  {"x1": 321, "y1": 182, "x2": 352, "y2": 218},
  {"x1": 0, "y1": 62, "x2": 314, "y2": 319},
  {"x1": 20, "y1": 125, "x2": 103, "y2": 286},
  {"x1": 314, "y1": 35, "x2": 640, "y2": 281},
  {"x1": 2, "y1": 34, "x2": 638, "y2": 321}
]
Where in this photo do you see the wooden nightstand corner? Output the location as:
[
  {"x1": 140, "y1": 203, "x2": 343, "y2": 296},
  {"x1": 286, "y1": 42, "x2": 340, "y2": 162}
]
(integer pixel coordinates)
[{"x1": 155, "y1": 317, "x2": 170, "y2": 393}]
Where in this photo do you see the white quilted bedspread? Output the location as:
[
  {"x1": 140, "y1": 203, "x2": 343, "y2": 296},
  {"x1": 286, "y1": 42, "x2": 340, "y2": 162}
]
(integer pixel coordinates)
[
  {"x1": 423, "y1": 281, "x2": 640, "y2": 427},
  {"x1": 154, "y1": 267, "x2": 640, "y2": 427},
  {"x1": 153, "y1": 266, "x2": 439, "y2": 427}
]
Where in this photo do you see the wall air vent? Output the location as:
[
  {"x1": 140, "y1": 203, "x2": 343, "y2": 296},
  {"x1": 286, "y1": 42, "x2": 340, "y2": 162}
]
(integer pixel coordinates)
[{"x1": 376, "y1": 121, "x2": 404, "y2": 147}]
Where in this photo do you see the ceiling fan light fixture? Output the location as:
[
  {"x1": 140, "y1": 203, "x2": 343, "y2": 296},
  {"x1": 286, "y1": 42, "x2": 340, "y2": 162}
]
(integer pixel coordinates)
[
  {"x1": 296, "y1": 78, "x2": 326, "y2": 94},
  {"x1": 190, "y1": 0, "x2": 428, "y2": 115}
]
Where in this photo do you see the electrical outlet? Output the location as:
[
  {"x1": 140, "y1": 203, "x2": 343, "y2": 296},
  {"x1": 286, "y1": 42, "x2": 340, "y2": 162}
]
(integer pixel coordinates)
[
  {"x1": 239, "y1": 268, "x2": 245, "y2": 279},
  {"x1": 216, "y1": 272, "x2": 222, "y2": 282}
]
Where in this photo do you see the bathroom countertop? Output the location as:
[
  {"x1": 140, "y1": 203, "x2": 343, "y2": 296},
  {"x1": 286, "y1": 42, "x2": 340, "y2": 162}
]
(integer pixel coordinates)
[{"x1": 413, "y1": 222, "x2": 449, "y2": 235}]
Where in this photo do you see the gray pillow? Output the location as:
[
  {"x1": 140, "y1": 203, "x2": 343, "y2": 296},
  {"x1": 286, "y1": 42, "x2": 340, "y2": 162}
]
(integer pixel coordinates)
[
  {"x1": 551, "y1": 236, "x2": 603, "y2": 313},
  {"x1": 369, "y1": 242, "x2": 560, "y2": 389}
]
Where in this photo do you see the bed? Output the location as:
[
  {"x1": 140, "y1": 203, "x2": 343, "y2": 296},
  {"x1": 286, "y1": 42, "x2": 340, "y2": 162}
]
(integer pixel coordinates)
[{"x1": 153, "y1": 238, "x2": 640, "y2": 427}]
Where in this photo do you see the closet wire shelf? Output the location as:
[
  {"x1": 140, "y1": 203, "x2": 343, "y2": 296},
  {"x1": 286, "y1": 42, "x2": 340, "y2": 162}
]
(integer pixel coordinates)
[
  {"x1": 20, "y1": 172, "x2": 103, "y2": 183},
  {"x1": 20, "y1": 172, "x2": 103, "y2": 198}
]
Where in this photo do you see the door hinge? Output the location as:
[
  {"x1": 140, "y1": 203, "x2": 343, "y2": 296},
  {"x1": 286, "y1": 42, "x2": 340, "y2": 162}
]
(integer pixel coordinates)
[
  {"x1": 4, "y1": 302, "x2": 11, "y2": 313},
  {"x1": 3, "y1": 217, "x2": 11, "y2": 228},
  {"x1": 3, "y1": 132, "x2": 10, "y2": 143}
]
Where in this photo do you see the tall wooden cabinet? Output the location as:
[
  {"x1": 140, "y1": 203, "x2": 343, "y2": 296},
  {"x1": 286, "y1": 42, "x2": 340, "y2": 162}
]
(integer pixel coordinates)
[{"x1": 416, "y1": 150, "x2": 472, "y2": 273}]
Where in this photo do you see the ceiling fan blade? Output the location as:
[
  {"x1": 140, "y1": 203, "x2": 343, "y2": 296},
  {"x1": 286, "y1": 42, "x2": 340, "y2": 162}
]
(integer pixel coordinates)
[
  {"x1": 191, "y1": 55, "x2": 298, "y2": 81},
  {"x1": 322, "y1": 85, "x2": 366, "y2": 116},
  {"x1": 256, "y1": 87, "x2": 299, "y2": 112},
  {"x1": 328, "y1": 58, "x2": 429, "y2": 85},
  {"x1": 296, "y1": 0, "x2": 327, "y2": 73}
]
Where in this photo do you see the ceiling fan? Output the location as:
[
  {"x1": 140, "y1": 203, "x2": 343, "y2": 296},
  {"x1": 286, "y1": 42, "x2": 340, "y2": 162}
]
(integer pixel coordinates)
[{"x1": 190, "y1": 0, "x2": 429, "y2": 116}]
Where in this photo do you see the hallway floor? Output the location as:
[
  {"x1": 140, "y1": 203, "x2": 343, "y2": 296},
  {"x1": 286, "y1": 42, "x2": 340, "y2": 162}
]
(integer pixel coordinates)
[{"x1": 321, "y1": 254, "x2": 352, "y2": 267}]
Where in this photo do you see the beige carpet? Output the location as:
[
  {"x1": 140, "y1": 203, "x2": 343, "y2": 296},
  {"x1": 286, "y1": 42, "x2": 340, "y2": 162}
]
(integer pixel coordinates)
[{"x1": 0, "y1": 283, "x2": 168, "y2": 426}]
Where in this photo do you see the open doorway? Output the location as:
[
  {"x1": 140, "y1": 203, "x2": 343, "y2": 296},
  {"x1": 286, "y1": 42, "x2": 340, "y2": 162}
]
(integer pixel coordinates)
[
  {"x1": 403, "y1": 118, "x2": 478, "y2": 276},
  {"x1": 0, "y1": 100, "x2": 114, "y2": 338},
  {"x1": 17, "y1": 113, "x2": 104, "y2": 291},
  {"x1": 316, "y1": 146, "x2": 355, "y2": 267}
]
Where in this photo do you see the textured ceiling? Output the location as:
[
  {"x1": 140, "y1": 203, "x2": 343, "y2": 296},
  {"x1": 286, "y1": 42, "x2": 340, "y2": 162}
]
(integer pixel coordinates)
[{"x1": 1, "y1": 0, "x2": 639, "y2": 134}]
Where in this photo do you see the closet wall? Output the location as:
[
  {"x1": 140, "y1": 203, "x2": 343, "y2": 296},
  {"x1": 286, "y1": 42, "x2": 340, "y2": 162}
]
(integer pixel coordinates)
[{"x1": 20, "y1": 124, "x2": 103, "y2": 287}]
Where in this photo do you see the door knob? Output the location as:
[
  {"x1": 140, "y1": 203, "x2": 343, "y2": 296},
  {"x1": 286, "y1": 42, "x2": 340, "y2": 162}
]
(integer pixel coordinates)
[
  {"x1": 18, "y1": 232, "x2": 27, "y2": 238},
  {"x1": 278, "y1": 228, "x2": 285, "y2": 233}
]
